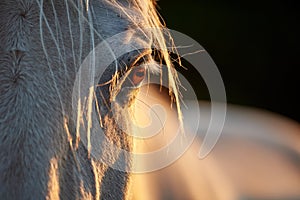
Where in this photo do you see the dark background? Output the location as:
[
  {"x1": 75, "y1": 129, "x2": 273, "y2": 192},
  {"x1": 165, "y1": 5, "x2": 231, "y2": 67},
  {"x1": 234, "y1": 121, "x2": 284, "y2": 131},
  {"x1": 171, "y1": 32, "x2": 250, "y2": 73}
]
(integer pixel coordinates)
[{"x1": 157, "y1": 0, "x2": 300, "y2": 122}]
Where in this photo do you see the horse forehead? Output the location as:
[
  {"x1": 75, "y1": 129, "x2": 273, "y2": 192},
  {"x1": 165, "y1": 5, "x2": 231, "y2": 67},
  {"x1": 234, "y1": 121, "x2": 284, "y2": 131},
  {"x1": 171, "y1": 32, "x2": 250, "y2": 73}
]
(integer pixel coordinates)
[{"x1": 90, "y1": 1, "x2": 152, "y2": 39}]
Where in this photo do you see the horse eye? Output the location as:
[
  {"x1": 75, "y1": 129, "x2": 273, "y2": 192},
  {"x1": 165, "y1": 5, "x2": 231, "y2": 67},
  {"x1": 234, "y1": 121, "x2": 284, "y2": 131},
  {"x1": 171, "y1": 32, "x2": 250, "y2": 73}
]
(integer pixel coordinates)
[
  {"x1": 124, "y1": 53, "x2": 151, "y2": 87},
  {"x1": 129, "y1": 66, "x2": 146, "y2": 86}
]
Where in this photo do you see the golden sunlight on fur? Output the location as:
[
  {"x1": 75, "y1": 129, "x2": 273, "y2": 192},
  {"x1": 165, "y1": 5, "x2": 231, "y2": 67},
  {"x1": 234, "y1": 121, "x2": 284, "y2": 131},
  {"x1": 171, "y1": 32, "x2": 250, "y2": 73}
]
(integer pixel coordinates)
[
  {"x1": 47, "y1": 158, "x2": 60, "y2": 200},
  {"x1": 130, "y1": 85, "x2": 300, "y2": 200}
]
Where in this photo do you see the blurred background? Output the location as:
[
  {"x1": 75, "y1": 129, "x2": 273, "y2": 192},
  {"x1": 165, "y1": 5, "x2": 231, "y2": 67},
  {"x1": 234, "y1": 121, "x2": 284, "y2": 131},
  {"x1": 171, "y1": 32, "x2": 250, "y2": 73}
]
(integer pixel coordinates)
[
  {"x1": 131, "y1": 86, "x2": 300, "y2": 200},
  {"x1": 156, "y1": 0, "x2": 300, "y2": 122},
  {"x1": 130, "y1": 1, "x2": 300, "y2": 199}
]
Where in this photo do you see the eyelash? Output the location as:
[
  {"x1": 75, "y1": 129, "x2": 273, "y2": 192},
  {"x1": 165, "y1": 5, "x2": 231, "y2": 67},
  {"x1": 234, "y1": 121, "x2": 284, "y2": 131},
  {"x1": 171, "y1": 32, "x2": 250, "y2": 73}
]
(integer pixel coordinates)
[{"x1": 131, "y1": 53, "x2": 152, "y2": 68}]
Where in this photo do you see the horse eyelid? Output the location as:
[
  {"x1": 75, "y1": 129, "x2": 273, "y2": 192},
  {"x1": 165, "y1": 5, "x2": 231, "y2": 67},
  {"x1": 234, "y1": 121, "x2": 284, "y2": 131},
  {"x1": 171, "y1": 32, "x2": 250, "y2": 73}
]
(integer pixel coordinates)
[{"x1": 130, "y1": 50, "x2": 152, "y2": 69}]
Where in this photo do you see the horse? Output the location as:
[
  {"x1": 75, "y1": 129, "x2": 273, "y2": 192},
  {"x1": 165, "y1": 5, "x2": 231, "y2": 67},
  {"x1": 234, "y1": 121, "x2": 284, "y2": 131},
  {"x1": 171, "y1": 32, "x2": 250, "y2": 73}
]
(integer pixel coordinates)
[{"x1": 0, "y1": 0, "x2": 179, "y2": 199}]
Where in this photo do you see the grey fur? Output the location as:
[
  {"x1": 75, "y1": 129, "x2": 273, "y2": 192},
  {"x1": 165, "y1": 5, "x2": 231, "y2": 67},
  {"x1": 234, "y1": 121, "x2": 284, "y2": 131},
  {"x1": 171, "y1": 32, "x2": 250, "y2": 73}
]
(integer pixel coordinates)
[{"x1": 0, "y1": 0, "x2": 163, "y2": 199}]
